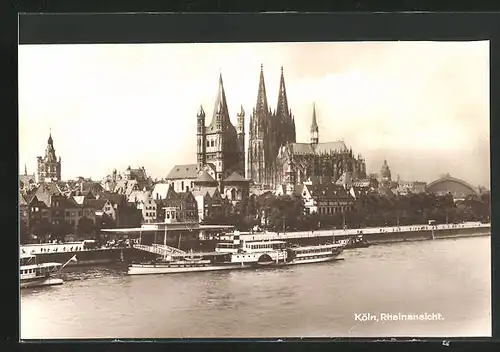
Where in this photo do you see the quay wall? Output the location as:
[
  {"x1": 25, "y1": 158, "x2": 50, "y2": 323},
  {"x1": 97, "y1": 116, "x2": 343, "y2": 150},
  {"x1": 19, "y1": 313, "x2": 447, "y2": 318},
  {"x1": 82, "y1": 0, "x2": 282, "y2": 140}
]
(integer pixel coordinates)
[
  {"x1": 234, "y1": 223, "x2": 491, "y2": 246},
  {"x1": 20, "y1": 243, "x2": 130, "y2": 266}
]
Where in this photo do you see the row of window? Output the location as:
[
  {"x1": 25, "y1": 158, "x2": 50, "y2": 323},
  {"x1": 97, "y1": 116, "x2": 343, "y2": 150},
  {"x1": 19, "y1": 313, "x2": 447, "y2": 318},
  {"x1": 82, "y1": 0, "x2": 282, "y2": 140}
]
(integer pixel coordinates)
[
  {"x1": 316, "y1": 206, "x2": 352, "y2": 215},
  {"x1": 21, "y1": 268, "x2": 37, "y2": 274},
  {"x1": 206, "y1": 140, "x2": 218, "y2": 148},
  {"x1": 31, "y1": 208, "x2": 94, "y2": 218}
]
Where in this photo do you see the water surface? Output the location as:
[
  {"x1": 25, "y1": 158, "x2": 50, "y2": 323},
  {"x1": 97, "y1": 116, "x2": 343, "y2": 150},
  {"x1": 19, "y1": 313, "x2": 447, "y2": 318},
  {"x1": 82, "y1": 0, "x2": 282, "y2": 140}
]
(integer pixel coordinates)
[{"x1": 21, "y1": 236, "x2": 491, "y2": 339}]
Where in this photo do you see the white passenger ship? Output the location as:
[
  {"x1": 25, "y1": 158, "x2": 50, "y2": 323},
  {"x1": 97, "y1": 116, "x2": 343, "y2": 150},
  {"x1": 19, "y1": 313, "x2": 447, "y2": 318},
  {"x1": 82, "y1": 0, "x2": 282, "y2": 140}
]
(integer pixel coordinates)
[
  {"x1": 285, "y1": 243, "x2": 344, "y2": 265},
  {"x1": 128, "y1": 251, "x2": 246, "y2": 275},
  {"x1": 128, "y1": 238, "x2": 288, "y2": 275},
  {"x1": 20, "y1": 254, "x2": 64, "y2": 289},
  {"x1": 128, "y1": 231, "x2": 343, "y2": 275}
]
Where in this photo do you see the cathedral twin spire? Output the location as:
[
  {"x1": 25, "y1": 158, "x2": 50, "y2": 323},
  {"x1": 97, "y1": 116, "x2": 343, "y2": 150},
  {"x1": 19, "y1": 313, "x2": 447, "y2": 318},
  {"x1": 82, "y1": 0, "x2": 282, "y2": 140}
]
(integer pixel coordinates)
[
  {"x1": 247, "y1": 64, "x2": 298, "y2": 185},
  {"x1": 256, "y1": 64, "x2": 269, "y2": 114}
]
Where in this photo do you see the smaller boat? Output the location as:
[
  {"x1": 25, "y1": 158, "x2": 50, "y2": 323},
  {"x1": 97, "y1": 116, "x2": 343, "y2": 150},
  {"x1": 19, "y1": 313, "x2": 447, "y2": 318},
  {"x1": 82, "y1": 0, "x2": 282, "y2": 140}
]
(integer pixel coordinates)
[
  {"x1": 20, "y1": 255, "x2": 63, "y2": 289},
  {"x1": 285, "y1": 243, "x2": 345, "y2": 265},
  {"x1": 20, "y1": 253, "x2": 77, "y2": 289},
  {"x1": 337, "y1": 235, "x2": 370, "y2": 249}
]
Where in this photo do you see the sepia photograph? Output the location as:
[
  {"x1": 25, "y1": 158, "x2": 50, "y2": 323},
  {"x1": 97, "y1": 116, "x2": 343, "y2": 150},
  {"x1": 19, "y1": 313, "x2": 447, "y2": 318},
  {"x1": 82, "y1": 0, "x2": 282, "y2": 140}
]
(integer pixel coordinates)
[{"x1": 19, "y1": 41, "x2": 491, "y2": 339}]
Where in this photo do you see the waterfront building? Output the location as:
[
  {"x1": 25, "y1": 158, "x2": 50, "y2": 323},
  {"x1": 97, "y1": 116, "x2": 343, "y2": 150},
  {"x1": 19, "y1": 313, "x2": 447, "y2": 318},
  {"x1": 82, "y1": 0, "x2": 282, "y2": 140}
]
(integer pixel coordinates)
[
  {"x1": 136, "y1": 196, "x2": 158, "y2": 224},
  {"x1": 156, "y1": 184, "x2": 199, "y2": 223},
  {"x1": 36, "y1": 131, "x2": 62, "y2": 183},
  {"x1": 84, "y1": 199, "x2": 118, "y2": 222},
  {"x1": 299, "y1": 182, "x2": 355, "y2": 215}
]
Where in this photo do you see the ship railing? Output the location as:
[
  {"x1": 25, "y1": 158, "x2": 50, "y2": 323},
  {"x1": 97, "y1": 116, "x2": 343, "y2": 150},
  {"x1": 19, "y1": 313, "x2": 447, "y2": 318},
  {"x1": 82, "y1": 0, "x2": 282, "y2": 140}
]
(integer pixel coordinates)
[
  {"x1": 236, "y1": 222, "x2": 491, "y2": 242},
  {"x1": 133, "y1": 244, "x2": 186, "y2": 256},
  {"x1": 152, "y1": 243, "x2": 186, "y2": 255}
]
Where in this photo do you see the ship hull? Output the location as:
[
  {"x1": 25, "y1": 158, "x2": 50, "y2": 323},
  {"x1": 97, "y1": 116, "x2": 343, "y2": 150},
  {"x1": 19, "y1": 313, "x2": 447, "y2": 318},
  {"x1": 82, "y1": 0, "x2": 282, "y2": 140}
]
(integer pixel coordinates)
[
  {"x1": 286, "y1": 254, "x2": 343, "y2": 265},
  {"x1": 128, "y1": 263, "x2": 247, "y2": 275},
  {"x1": 20, "y1": 277, "x2": 63, "y2": 289}
]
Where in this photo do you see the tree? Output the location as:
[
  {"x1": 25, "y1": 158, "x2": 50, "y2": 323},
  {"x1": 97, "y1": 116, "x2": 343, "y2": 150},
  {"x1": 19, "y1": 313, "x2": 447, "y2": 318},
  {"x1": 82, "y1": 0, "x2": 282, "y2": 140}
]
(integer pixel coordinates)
[
  {"x1": 94, "y1": 213, "x2": 116, "y2": 244},
  {"x1": 77, "y1": 216, "x2": 95, "y2": 238},
  {"x1": 20, "y1": 219, "x2": 30, "y2": 244},
  {"x1": 51, "y1": 220, "x2": 74, "y2": 241},
  {"x1": 32, "y1": 218, "x2": 52, "y2": 243}
]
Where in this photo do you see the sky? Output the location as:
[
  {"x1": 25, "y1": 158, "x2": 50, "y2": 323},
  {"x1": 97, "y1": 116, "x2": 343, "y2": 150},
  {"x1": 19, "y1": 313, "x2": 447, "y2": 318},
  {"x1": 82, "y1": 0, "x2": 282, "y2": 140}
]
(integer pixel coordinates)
[{"x1": 18, "y1": 41, "x2": 490, "y2": 188}]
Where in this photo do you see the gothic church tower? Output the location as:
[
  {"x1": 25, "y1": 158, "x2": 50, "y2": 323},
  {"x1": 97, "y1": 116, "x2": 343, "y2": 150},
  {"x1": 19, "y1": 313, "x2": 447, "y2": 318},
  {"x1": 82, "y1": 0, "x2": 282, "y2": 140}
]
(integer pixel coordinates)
[
  {"x1": 248, "y1": 65, "x2": 297, "y2": 187},
  {"x1": 198, "y1": 74, "x2": 245, "y2": 182},
  {"x1": 36, "y1": 130, "x2": 62, "y2": 183},
  {"x1": 247, "y1": 64, "x2": 270, "y2": 183}
]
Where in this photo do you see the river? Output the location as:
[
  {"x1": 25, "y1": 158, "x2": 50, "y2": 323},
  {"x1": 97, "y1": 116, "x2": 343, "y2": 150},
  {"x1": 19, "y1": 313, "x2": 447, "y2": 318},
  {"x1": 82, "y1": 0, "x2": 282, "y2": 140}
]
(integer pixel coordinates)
[{"x1": 20, "y1": 236, "x2": 491, "y2": 339}]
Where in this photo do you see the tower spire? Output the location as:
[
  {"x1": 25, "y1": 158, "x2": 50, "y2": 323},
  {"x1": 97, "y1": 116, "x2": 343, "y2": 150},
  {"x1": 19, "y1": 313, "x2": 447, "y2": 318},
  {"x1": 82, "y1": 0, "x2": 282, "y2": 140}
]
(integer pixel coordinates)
[
  {"x1": 276, "y1": 66, "x2": 289, "y2": 116},
  {"x1": 255, "y1": 63, "x2": 268, "y2": 113},
  {"x1": 310, "y1": 103, "x2": 319, "y2": 145},
  {"x1": 211, "y1": 72, "x2": 229, "y2": 125},
  {"x1": 48, "y1": 128, "x2": 53, "y2": 145},
  {"x1": 311, "y1": 103, "x2": 318, "y2": 131}
]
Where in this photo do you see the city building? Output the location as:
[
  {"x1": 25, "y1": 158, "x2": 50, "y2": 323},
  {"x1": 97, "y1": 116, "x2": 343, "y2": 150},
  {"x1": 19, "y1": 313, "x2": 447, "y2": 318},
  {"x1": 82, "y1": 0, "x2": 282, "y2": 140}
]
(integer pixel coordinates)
[
  {"x1": 157, "y1": 185, "x2": 199, "y2": 223},
  {"x1": 36, "y1": 130, "x2": 62, "y2": 183},
  {"x1": 164, "y1": 164, "x2": 200, "y2": 193},
  {"x1": 196, "y1": 74, "x2": 246, "y2": 183},
  {"x1": 426, "y1": 173, "x2": 479, "y2": 201},
  {"x1": 299, "y1": 183, "x2": 356, "y2": 215},
  {"x1": 20, "y1": 164, "x2": 36, "y2": 191},
  {"x1": 396, "y1": 180, "x2": 427, "y2": 195},
  {"x1": 246, "y1": 65, "x2": 366, "y2": 188},
  {"x1": 222, "y1": 171, "x2": 251, "y2": 204},
  {"x1": 247, "y1": 66, "x2": 296, "y2": 186},
  {"x1": 137, "y1": 196, "x2": 158, "y2": 224},
  {"x1": 101, "y1": 166, "x2": 153, "y2": 194}
]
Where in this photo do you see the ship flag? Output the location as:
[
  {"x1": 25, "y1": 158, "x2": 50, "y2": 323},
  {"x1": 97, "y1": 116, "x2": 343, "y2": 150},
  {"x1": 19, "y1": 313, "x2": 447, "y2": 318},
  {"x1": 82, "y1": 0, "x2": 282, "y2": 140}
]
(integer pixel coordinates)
[
  {"x1": 61, "y1": 254, "x2": 78, "y2": 270},
  {"x1": 349, "y1": 187, "x2": 357, "y2": 200}
]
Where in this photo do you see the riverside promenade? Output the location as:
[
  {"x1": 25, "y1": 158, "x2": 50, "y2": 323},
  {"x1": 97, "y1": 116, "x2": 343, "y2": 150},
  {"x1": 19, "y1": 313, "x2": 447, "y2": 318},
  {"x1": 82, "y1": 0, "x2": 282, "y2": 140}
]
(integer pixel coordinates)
[{"x1": 224, "y1": 222, "x2": 491, "y2": 244}]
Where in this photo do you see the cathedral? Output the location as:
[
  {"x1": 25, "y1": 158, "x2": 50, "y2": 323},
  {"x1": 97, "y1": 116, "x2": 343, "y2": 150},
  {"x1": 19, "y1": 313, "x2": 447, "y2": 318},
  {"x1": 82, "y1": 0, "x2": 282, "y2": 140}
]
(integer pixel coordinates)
[
  {"x1": 247, "y1": 65, "x2": 297, "y2": 185},
  {"x1": 195, "y1": 65, "x2": 367, "y2": 191},
  {"x1": 36, "y1": 130, "x2": 62, "y2": 183},
  {"x1": 246, "y1": 65, "x2": 366, "y2": 189}
]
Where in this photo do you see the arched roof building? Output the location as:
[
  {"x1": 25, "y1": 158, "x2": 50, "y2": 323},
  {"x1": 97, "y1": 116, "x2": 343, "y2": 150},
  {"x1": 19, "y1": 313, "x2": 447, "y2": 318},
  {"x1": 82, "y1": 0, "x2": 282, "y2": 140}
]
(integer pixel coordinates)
[{"x1": 426, "y1": 174, "x2": 479, "y2": 200}]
